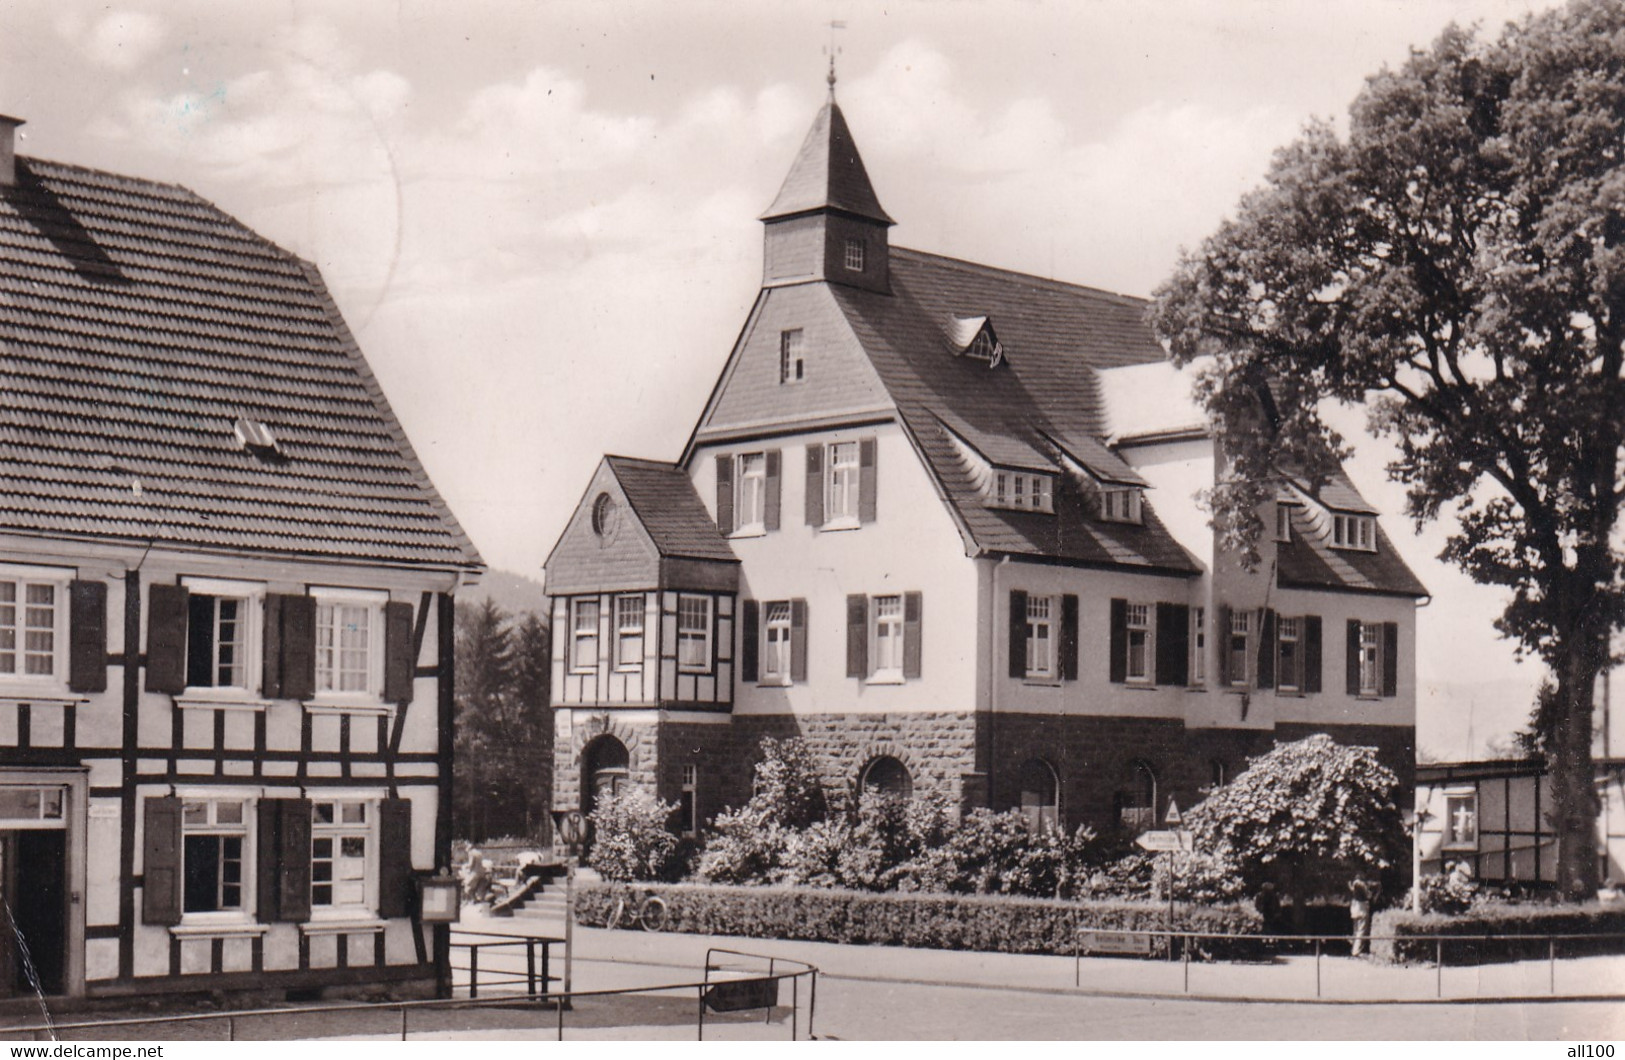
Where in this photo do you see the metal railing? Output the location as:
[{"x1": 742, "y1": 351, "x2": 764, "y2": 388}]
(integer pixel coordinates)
[
  {"x1": 1067, "y1": 927, "x2": 1625, "y2": 1002},
  {"x1": 0, "y1": 950, "x2": 818, "y2": 1042},
  {"x1": 449, "y1": 926, "x2": 561, "y2": 999}
]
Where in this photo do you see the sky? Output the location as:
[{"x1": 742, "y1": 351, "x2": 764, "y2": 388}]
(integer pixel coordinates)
[{"x1": 0, "y1": 0, "x2": 1580, "y2": 758}]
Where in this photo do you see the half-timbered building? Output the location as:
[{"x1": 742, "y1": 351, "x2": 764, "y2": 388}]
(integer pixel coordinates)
[{"x1": 0, "y1": 116, "x2": 481, "y2": 1002}]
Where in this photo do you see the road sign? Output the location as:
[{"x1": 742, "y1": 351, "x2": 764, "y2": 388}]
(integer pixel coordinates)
[
  {"x1": 1135, "y1": 829, "x2": 1195, "y2": 853},
  {"x1": 559, "y1": 810, "x2": 585, "y2": 845},
  {"x1": 1078, "y1": 930, "x2": 1152, "y2": 955},
  {"x1": 1164, "y1": 798, "x2": 1182, "y2": 825}
]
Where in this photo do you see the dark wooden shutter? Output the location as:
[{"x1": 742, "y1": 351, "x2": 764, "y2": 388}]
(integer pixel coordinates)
[
  {"x1": 1157, "y1": 603, "x2": 1189, "y2": 687},
  {"x1": 1108, "y1": 598, "x2": 1128, "y2": 684},
  {"x1": 805, "y1": 446, "x2": 825, "y2": 527},
  {"x1": 256, "y1": 799, "x2": 282, "y2": 922},
  {"x1": 142, "y1": 797, "x2": 183, "y2": 925},
  {"x1": 1060, "y1": 594, "x2": 1080, "y2": 681},
  {"x1": 186, "y1": 593, "x2": 215, "y2": 690},
  {"x1": 1303, "y1": 615, "x2": 1323, "y2": 693},
  {"x1": 277, "y1": 798, "x2": 313, "y2": 922},
  {"x1": 740, "y1": 599, "x2": 759, "y2": 683},
  {"x1": 145, "y1": 583, "x2": 190, "y2": 694},
  {"x1": 790, "y1": 599, "x2": 808, "y2": 683},
  {"x1": 282, "y1": 595, "x2": 318, "y2": 701},
  {"x1": 1216, "y1": 605, "x2": 1232, "y2": 685},
  {"x1": 1009, "y1": 590, "x2": 1029, "y2": 679},
  {"x1": 67, "y1": 578, "x2": 107, "y2": 693},
  {"x1": 903, "y1": 592, "x2": 923, "y2": 679},
  {"x1": 858, "y1": 437, "x2": 878, "y2": 524},
  {"x1": 377, "y1": 798, "x2": 415, "y2": 918},
  {"x1": 715, "y1": 454, "x2": 734, "y2": 534},
  {"x1": 1346, "y1": 619, "x2": 1362, "y2": 695},
  {"x1": 1256, "y1": 609, "x2": 1277, "y2": 690},
  {"x1": 845, "y1": 594, "x2": 867, "y2": 678},
  {"x1": 764, "y1": 450, "x2": 782, "y2": 532},
  {"x1": 262, "y1": 593, "x2": 285, "y2": 698},
  {"x1": 1382, "y1": 621, "x2": 1399, "y2": 697},
  {"x1": 384, "y1": 600, "x2": 415, "y2": 704}
]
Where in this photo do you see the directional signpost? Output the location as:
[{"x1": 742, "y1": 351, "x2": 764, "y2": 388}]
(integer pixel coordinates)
[{"x1": 1138, "y1": 805, "x2": 1197, "y2": 955}]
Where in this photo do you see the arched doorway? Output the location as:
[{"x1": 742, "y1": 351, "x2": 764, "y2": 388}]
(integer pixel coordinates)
[
  {"x1": 1115, "y1": 760, "x2": 1157, "y2": 833},
  {"x1": 858, "y1": 755, "x2": 913, "y2": 799},
  {"x1": 1018, "y1": 758, "x2": 1059, "y2": 831},
  {"x1": 581, "y1": 735, "x2": 630, "y2": 823}
]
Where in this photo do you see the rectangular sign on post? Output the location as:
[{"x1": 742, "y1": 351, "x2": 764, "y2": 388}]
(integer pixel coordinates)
[
  {"x1": 1135, "y1": 830, "x2": 1183, "y2": 852},
  {"x1": 1079, "y1": 930, "x2": 1152, "y2": 955}
]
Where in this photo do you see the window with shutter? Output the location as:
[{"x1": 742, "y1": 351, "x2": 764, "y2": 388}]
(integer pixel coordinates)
[
  {"x1": 1060, "y1": 594, "x2": 1080, "y2": 681},
  {"x1": 715, "y1": 454, "x2": 735, "y2": 533},
  {"x1": 383, "y1": 600, "x2": 415, "y2": 705},
  {"x1": 1108, "y1": 598, "x2": 1128, "y2": 684},
  {"x1": 145, "y1": 583, "x2": 190, "y2": 695},
  {"x1": 1256, "y1": 610, "x2": 1277, "y2": 690},
  {"x1": 859, "y1": 438, "x2": 878, "y2": 524},
  {"x1": 845, "y1": 594, "x2": 867, "y2": 678},
  {"x1": 142, "y1": 796, "x2": 183, "y2": 926},
  {"x1": 67, "y1": 578, "x2": 107, "y2": 693},
  {"x1": 177, "y1": 577, "x2": 267, "y2": 701},
  {"x1": 0, "y1": 565, "x2": 75, "y2": 693},
  {"x1": 1009, "y1": 590, "x2": 1029, "y2": 680},
  {"x1": 1156, "y1": 603, "x2": 1189, "y2": 687},
  {"x1": 741, "y1": 599, "x2": 760, "y2": 683},
  {"x1": 1303, "y1": 615, "x2": 1323, "y2": 693},
  {"x1": 789, "y1": 599, "x2": 808, "y2": 683},
  {"x1": 903, "y1": 592, "x2": 922, "y2": 679},
  {"x1": 764, "y1": 450, "x2": 782, "y2": 532},
  {"x1": 377, "y1": 798, "x2": 414, "y2": 918}
]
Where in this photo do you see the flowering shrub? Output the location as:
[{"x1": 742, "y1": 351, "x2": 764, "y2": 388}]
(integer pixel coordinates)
[
  {"x1": 1404, "y1": 871, "x2": 1480, "y2": 915},
  {"x1": 587, "y1": 789, "x2": 682, "y2": 882}
]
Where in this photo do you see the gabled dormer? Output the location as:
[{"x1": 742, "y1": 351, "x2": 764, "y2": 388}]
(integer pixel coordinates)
[
  {"x1": 761, "y1": 101, "x2": 894, "y2": 295},
  {"x1": 949, "y1": 315, "x2": 1005, "y2": 366}
]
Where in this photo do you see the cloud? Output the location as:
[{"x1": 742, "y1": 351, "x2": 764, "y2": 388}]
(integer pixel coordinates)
[{"x1": 66, "y1": 10, "x2": 165, "y2": 72}]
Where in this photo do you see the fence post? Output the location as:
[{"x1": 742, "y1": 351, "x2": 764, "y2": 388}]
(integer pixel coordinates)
[
  {"x1": 527, "y1": 938, "x2": 537, "y2": 998},
  {"x1": 1073, "y1": 911, "x2": 1080, "y2": 988},
  {"x1": 557, "y1": 992, "x2": 565, "y2": 1041},
  {"x1": 1435, "y1": 938, "x2": 1443, "y2": 999},
  {"x1": 810, "y1": 968, "x2": 818, "y2": 1041},
  {"x1": 401, "y1": 1006, "x2": 409, "y2": 1041},
  {"x1": 1314, "y1": 938, "x2": 1321, "y2": 999},
  {"x1": 1549, "y1": 936, "x2": 1556, "y2": 995},
  {"x1": 227, "y1": 1016, "x2": 235, "y2": 1042},
  {"x1": 791, "y1": 975, "x2": 799, "y2": 1041},
  {"x1": 1182, "y1": 934, "x2": 1190, "y2": 994},
  {"x1": 697, "y1": 984, "x2": 706, "y2": 1041},
  {"x1": 469, "y1": 945, "x2": 479, "y2": 1000}
]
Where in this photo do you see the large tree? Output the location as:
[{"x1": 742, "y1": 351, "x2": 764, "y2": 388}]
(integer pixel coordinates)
[
  {"x1": 453, "y1": 599, "x2": 552, "y2": 841},
  {"x1": 1151, "y1": 0, "x2": 1625, "y2": 897}
]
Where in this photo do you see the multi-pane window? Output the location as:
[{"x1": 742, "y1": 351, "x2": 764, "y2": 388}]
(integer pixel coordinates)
[
  {"x1": 991, "y1": 471, "x2": 1054, "y2": 513},
  {"x1": 826, "y1": 442, "x2": 861, "y2": 523},
  {"x1": 1333, "y1": 513, "x2": 1376, "y2": 551},
  {"x1": 614, "y1": 595, "x2": 643, "y2": 670},
  {"x1": 1443, "y1": 792, "x2": 1479, "y2": 850},
  {"x1": 0, "y1": 785, "x2": 64, "y2": 823},
  {"x1": 311, "y1": 799, "x2": 371, "y2": 911},
  {"x1": 0, "y1": 575, "x2": 64, "y2": 680},
  {"x1": 1025, "y1": 596, "x2": 1054, "y2": 678},
  {"x1": 1190, "y1": 607, "x2": 1207, "y2": 685},
  {"x1": 182, "y1": 798, "x2": 247, "y2": 914},
  {"x1": 1125, "y1": 603, "x2": 1152, "y2": 683},
  {"x1": 571, "y1": 599, "x2": 600, "y2": 673},
  {"x1": 1100, "y1": 488, "x2": 1143, "y2": 524},
  {"x1": 763, "y1": 601, "x2": 793, "y2": 683},
  {"x1": 314, "y1": 592, "x2": 383, "y2": 696},
  {"x1": 679, "y1": 765, "x2": 698, "y2": 837},
  {"x1": 1359, "y1": 622, "x2": 1382, "y2": 695},
  {"x1": 735, "y1": 452, "x2": 767, "y2": 532},
  {"x1": 1228, "y1": 611, "x2": 1251, "y2": 687},
  {"x1": 1276, "y1": 504, "x2": 1294, "y2": 543},
  {"x1": 1277, "y1": 616, "x2": 1302, "y2": 692},
  {"x1": 779, "y1": 329, "x2": 805, "y2": 384},
  {"x1": 844, "y1": 238, "x2": 865, "y2": 272},
  {"x1": 1118, "y1": 762, "x2": 1156, "y2": 832},
  {"x1": 184, "y1": 580, "x2": 264, "y2": 693},
  {"x1": 677, "y1": 595, "x2": 712, "y2": 673},
  {"x1": 873, "y1": 595, "x2": 904, "y2": 676}
]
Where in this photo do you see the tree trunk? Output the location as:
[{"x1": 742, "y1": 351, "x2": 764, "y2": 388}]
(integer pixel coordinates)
[{"x1": 1549, "y1": 630, "x2": 1606, "y2": 900}]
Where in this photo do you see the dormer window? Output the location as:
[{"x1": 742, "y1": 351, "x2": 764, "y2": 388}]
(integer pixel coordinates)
[
  {"x1": 1100, "y1": 488, "x2": 1143, "y2": 524},
  {"x1": 844, "y1": 238, "x2": 865, "y2": 272},
  {"x1": 1332, "y1": 513, "x2": 1376, "y2": 551},
  {"x1": 950, "y1": 316, "x2": 1004, "y2": 367},
  {"x1": 991, "y1": 471, "x2": 1053, "y2": 513}
]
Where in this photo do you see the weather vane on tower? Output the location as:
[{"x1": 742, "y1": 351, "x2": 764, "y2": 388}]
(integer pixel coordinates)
[{"x1": 825, "y1": 19, "x2": 846, "y2": 99}]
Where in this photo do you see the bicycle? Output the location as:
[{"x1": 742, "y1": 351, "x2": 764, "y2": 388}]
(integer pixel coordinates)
[{"x1": 606, "y1": 892, "x2": 670, "y2": 932}]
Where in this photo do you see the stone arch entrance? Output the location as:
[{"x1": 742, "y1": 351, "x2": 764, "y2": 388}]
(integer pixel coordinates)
[{"x1": 581, "y1": 734, "x2": 630, "y2": 829}]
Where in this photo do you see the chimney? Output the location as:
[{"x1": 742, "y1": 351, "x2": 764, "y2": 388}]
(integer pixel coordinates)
[{"x1": 0, "y1": 115, "x2": 24, "y2": 187}]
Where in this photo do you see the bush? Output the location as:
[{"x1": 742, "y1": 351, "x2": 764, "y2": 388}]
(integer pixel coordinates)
[
  {"x1": 587, "y1": 789, "x2": 682, "y2": 882},
  {"x1": 836, "y1": 789, "x2": 950, "y2": 892},
  {"x1": 909, "y1": 808, "x2": 1104, "y2": 899},
  {"x1": 1151, "y1": 850, "x2": 1248, "y2": 905},
  {"x1": 1404, "y1": 872, "x2": 1480, "y2": 915},
  {"x1": 692, "y1": 737, "x2": 827, "y2": 885},
  {"x1": 1372, "y1": 902, "x2": 1625, "y2": 965},
  {"x1": 574, "y1": 881, "x2": 1264, "y2": 958}
]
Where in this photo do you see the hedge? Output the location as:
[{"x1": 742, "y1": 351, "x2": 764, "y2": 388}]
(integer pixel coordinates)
[
  {"x1": 574, "y1": 881, "x2": 1263, "y2": 959},
  {"x1": 1372, "y1": 903, "x2": 1625, "y2": 965}
]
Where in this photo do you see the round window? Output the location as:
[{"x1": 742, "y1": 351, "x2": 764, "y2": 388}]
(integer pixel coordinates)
[{"x1": 591, "y1": 492, "x2": 619, "y2": 538}]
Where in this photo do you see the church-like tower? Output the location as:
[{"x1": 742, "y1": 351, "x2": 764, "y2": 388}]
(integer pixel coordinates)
[{"x1": 759, "y1": 101, "x2": 894, "y2": 295}]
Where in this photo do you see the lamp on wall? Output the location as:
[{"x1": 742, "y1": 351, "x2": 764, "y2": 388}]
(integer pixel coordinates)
[{"x1": 416, "y1": 873, "x2": 461, "y2": 924}]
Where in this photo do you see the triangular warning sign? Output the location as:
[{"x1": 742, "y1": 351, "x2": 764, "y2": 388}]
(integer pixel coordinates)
[{"x1": 1165, "y1": 798, "x2": 1182, "y2": 825}]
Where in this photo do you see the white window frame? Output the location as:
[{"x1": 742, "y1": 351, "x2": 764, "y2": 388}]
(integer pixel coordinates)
[
  {"x1": 571, "y1": 598, "x2": 601, "y2": 674},
  {"x1": 762, "y1": 601, "x2": 792, "y2": 685},
  {"x1": 1277, "y1": 616, "x2": 1302, "y2": 692},
  {"x1": 613, "y1": 595, "x2": 644, "y2": 672},
  {"x1": 0, "y1": 564, "x2": 73, "y2": 695},
  {"x1": 844, "y1": 238, "x2": 865, "y2": 272},
  {"x1": 0, "y1": 784, "x2": 66, "y2": 828},
  {"x1": 309, "y1": 793, "x2": 380, "y2": 919},
  {"x1": 178, "y1": 790, "x2": 257, "y2": 925},
  {"x1": 180, "y1": 576, "x2": 266, "y2": 702},
  {"x1": 870, "y1": 595, "x2": 905, "y2": 682},
  {"x1": 1276, "y1": 503, "x2": 1294, "y2": 543},
  {"x1": 825, "y1": 441, "x2": 861, "y2": 528},
  {"x1": 1443, "y1": 790, "x2": 1479, "y2": 851},
  {"x1": 1332, "y1": 513, "x2": 1377, "y2": 552},
  {"x1": 1228, "y1": 610, "x2": 1251, "y2": 688},
  {"x1": 677, "y1": 594, "x2": 712, "y2": 674},
  {"x1": 991, "y1": 471, "x2": 1055, "y2": 513},
  {"x1": 310, "y1": 587, "x2": 388, "y2": 706},
  {"x1": 679, "y1": 765, "x2": 699, "y2": 837},
  {"x1": 1125, "y1": 603, "x2": 1152, "y2": 683},
  {"x1": 779, "y1": 329, "x2": 805, "y2": 384},
  {"x1": 1359, "y1": 621, "x2": 1382, "y2": 696},
  {"x1": 734, "y1": 452, "x2": 767, "y2": 534},
  {"x1": 1190, "y1": 606, "x2": 1207, "y2": 685},
  {"x1": 1025, "y1": 595, "x2": 1055, "y2": 679},
  {"x1": 1100, "y1": 488, "x2": 1143, "y2": 524}
]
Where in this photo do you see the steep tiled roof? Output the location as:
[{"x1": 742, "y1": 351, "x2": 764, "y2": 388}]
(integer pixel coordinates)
[
  {"x1": 606, "y1": 456, "x2": 737, "y2": 563},
  {"x1": 1276, "y1": 512, "x2": 1428, "y2": 598},
  {"x1": 761, "y1": 102, "x2": 894, "y2": 225},
  {"x1": 833, "y1": 248, "x2": 1199, "y2": 573},
  {"x1": 0, "y1": 157, "x2": 481, "y2": 568}
]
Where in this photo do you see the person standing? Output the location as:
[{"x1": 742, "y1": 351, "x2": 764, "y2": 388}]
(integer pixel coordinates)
[{"x1": 1349, "y1": 877, "x2": 1373, "y2": 957}]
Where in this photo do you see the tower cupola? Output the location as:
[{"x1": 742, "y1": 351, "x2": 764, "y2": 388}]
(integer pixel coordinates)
[{"x1": 760, "y1": 101, "x2": 893, "y2": 294}]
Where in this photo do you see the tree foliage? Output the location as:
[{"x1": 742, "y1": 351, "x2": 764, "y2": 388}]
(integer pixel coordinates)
[
  {"x1": 587, "y1": 788, "x2": 683, "y2": 882},
  {"x1": 453, "y1": 598, "x2": 552, "y2": 842},
  {"x1": 1186, "y1": 734, "x2": 1402, "y2": 896},
  {"x1": 1151, "y1": 0, "x2": 1625, "y2": 896}
]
